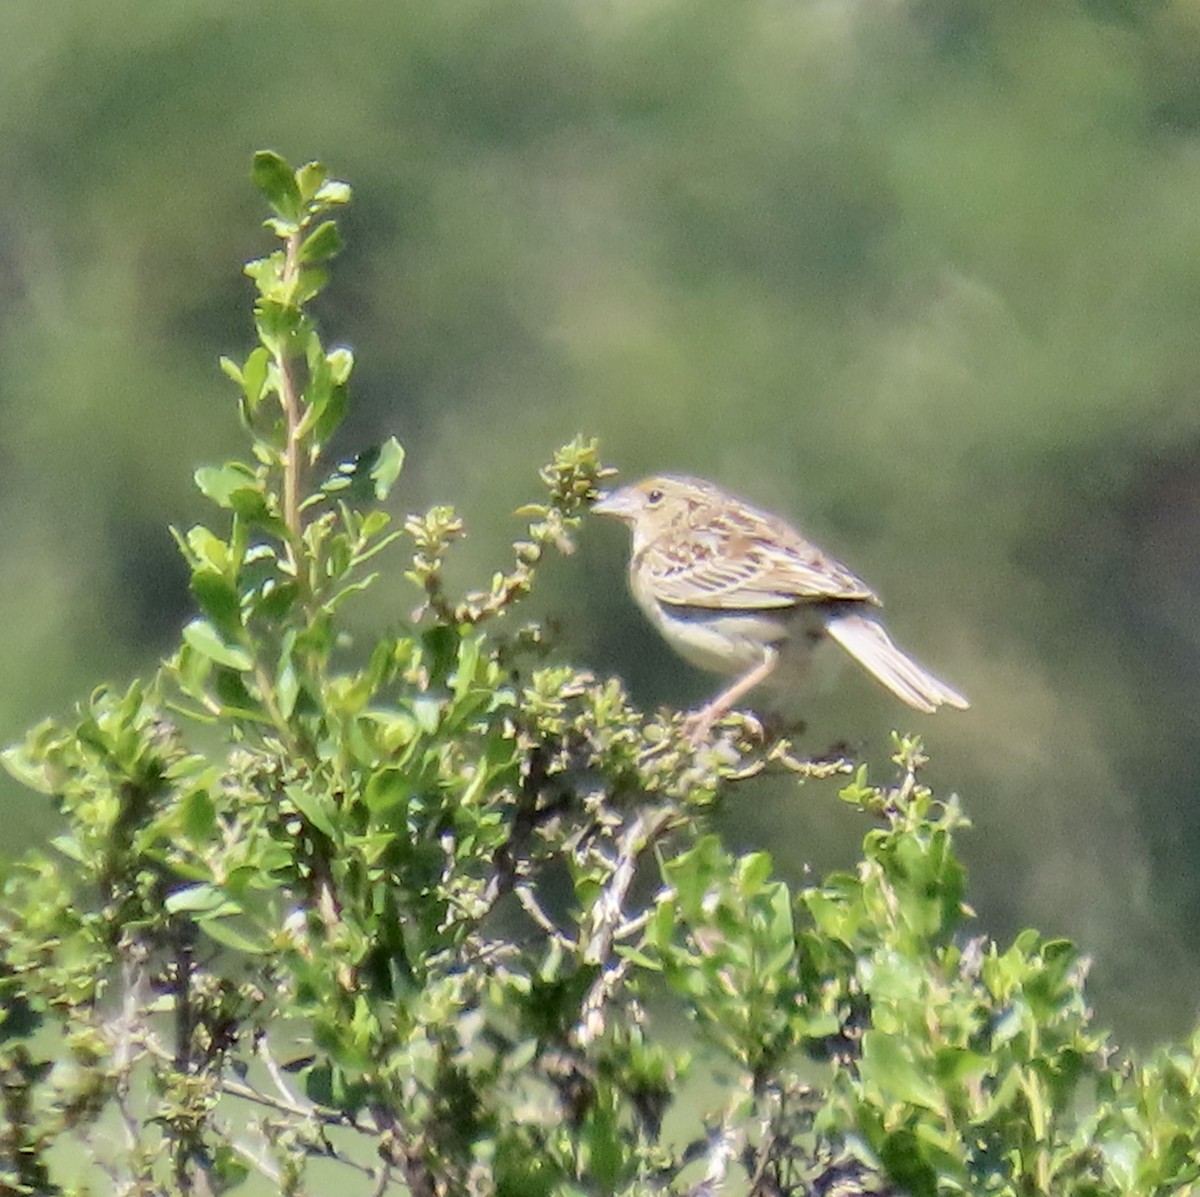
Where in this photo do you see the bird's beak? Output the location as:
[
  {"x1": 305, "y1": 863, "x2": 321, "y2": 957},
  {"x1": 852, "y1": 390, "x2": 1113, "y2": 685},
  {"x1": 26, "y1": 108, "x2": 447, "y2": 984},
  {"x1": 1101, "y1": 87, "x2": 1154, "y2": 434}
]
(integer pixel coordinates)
[{"x1": 591, "y1": 489, "x2": 632, "y2": 519}]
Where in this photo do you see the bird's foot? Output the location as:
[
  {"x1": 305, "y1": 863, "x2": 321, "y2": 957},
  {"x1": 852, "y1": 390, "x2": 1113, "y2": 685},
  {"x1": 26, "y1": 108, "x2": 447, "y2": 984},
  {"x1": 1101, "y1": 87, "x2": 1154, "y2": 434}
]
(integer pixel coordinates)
[
  {"x1": 683, "y1": 706, "x2": 765, "y2": 747},
  {"x1": 682, "y1": 708, "x2": 716, "y2": 746}
]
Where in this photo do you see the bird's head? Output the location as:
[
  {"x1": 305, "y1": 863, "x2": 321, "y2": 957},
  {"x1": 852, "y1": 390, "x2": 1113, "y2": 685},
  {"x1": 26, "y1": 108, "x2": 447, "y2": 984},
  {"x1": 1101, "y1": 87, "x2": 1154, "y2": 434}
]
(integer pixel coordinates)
[{"x1": 592, "y1": 475, "x2": 716, "y2": 553}]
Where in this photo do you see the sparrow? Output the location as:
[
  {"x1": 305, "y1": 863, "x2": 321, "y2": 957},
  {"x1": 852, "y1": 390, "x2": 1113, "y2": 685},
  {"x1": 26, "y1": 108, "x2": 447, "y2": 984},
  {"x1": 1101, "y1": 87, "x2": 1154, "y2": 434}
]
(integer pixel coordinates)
[{"x1": 592, "y1": 475, "x2": 968, "y2": 740}]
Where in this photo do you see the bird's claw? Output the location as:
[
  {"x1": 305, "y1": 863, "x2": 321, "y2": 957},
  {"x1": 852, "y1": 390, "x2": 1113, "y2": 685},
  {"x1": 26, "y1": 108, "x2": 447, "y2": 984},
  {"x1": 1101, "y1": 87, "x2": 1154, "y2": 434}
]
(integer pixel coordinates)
[
  {"x1": 682, "y1": 707, "x2": 765, "y2": 747},
  {"x1": 682, "y1": 709, "x2": 715, "y2": 746}
]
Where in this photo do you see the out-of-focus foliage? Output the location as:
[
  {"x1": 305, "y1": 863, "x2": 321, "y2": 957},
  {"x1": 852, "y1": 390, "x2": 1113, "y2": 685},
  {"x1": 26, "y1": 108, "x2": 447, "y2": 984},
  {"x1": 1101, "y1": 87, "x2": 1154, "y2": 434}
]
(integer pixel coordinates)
[
  {"x1": 6, "y1": 156, "x2": 1200, "y2": 1196},
  {"x1": 3, "y1": 2, "x2": 1200, "y2": 1037}
]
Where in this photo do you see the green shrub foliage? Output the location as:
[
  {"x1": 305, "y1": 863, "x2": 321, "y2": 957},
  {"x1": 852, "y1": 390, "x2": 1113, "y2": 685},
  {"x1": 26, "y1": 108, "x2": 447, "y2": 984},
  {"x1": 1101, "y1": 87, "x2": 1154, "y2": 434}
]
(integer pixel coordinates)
[{"x1": 2, "y1": 154, "x2": 1198, "y2": 1197}]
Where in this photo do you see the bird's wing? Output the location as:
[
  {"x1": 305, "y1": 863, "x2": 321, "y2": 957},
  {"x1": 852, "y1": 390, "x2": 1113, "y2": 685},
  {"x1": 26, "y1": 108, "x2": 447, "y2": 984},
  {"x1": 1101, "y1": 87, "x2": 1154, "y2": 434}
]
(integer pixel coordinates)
[{"x1": 638, "y1": 508, "x2": 878, "y2": 610}]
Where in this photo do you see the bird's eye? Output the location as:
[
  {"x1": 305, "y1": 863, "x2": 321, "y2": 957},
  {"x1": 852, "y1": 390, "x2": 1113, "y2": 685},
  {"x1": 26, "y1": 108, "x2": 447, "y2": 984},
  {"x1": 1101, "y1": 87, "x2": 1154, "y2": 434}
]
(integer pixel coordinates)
[{"x1": 646, "y1": 487, "x2": 664, "y2": 505}]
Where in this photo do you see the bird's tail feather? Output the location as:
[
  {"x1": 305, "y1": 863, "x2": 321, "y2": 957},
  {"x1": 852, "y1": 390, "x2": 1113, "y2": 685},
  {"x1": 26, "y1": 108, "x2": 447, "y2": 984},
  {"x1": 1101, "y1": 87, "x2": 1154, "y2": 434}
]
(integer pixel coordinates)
[{"x1": 825, "y1": 612, "x2": 969, "y2": 713}]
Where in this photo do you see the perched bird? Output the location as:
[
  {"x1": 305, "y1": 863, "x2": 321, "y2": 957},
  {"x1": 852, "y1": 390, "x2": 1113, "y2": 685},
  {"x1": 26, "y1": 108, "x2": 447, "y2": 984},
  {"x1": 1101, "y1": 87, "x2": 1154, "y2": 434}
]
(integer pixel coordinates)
[{"x1": 592, "y1": 475, "x2": 968, "y2": 740}]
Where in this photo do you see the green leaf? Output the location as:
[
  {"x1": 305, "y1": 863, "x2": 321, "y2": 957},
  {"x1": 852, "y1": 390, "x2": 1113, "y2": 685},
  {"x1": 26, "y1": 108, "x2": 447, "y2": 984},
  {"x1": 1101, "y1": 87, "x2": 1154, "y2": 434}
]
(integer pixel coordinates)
[
  {"x1": 166, "y1": 883, "x2": 238, "y2": 915},
  {"x1": 314, "y1": 178, "x2": 351, "y2": 206},
  {"x1": 252, "y1": 151, "x2": 302, "y2": 223},
  {"x1": 253, "y1": 580, "x2": 300, "y2": 622},
  {"x1": 191, "y1": 570, "x2": 242, "y2": 638},
  {"x1": 295, "y1": 266, "x2": 328, "y2": 305},
  {"x1": 877, "y1": 1128, "x2": 938, "y2": 1197},
  {"x1": 665, "y1": 835, "x2": 726, "y2": 918},
  {"x1": 295, "y1": 160, "x2": 328, "y2": 202},
  {"x1": 650, "y1": 898, "x2": 677, "y2": 951},
  {"x1": 860, "y1": 1030, "x2": 945, "y2": 1112},
  {"x1": 213, "y1": 667, "x2": 267, "y2": 719},
  {"x1": 303, "y1": 384, "x2": 347, "y2": 448},
  {"x1": 763, "y1": 882, "x2": 795, "y2": 967},
  {"x1": 1, "y1": 745, "x2": 51, "y2": 793},
  {"x1": 194, "y1": 463, "x2": 260, "y2": 510},
  {"x1": 184, "y1": 525, "x2": 230, "y2": 572},
  {"x1": 583, "y1": 1096, "x2": 624, "y2": 1191},
  {"x1": 285, "y1": 783, "x2": 337, "y2": 841},
  {"x1": 240, "y1": 346, "x2": 271, "y2": 413},
  {"x1": 182, "y1": 619, "x2": 253, "y2": 671},
  {"x1": 300, "y1": 220, "x2": 342, "y2": 263},
  {"x1": 453, "y1": 636, "x2": 482, "y2": 702},
  {"x1": 174, "y1": 642, "x2": 214, "y2": 703},
  {"x1": 50, "y1": 833, "x2": 86, "y2": 862},
  {"x1": 244, "y1": 252, "x2": 284, "y2": 293},
  {"x1": 180, "y1": 789, "x2": 216, "y2": 841},
  {"x1": 365, "y1": 769, "x2": 412, "y2": 815},
  {"x1": 360, "y1": 511, "x2": 390, "y2": 540},
  {"x1": 738, "y1": 851, "x2": 774, "y2": 894},
  {"x1": 209, "y1": 1144, "x2": 251, "y2": 1191},
  {"x1": 371, "y1": 437, "x2": 405, "y2": 498},
  {"x1": 327, "y1": 346, "x2": 353, "y2": 384},
  {"x1": 614, "y1": 943, "x2": 660, "y2": 971},
  {"x1": 255, "y1": 298, "x2": 305, "y2": 350},
  {"x1": 228, "y1": 488, "x2": 277, "y2": 527},
  {"x1": 198, "y1": 917, "x2": 271, "y2": 955},
  {"x1": 412, "y1": 697, "x2": 441, "y2": 735},
  {"x1": 276, "y1": 650, "x2": 300, "y2": 721},
  {"x1": 320, "y1": 439, "x2": 406, "y2": 503}
]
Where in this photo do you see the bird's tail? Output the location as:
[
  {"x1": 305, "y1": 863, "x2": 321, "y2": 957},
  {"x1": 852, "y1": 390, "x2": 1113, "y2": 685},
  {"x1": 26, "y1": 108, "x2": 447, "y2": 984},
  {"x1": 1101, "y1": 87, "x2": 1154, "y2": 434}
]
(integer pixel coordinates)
[{"x1": 825, "y1": 611, "x2": 969, "y2": 713}]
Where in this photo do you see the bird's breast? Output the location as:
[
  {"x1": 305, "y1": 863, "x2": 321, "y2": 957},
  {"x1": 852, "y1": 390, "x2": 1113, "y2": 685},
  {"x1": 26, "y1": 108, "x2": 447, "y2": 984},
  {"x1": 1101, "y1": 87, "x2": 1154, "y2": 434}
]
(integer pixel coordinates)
[{"x1": 628, "y1": 575, "x2": 785, "y2": 676}]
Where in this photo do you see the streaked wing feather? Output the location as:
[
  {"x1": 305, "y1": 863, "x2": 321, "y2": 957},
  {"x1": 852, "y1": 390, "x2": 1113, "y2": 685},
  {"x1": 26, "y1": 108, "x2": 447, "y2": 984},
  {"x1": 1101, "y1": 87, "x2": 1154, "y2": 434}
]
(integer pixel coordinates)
[{"x1": 640, "y1": 516, "x2": 877, "y2": 610}]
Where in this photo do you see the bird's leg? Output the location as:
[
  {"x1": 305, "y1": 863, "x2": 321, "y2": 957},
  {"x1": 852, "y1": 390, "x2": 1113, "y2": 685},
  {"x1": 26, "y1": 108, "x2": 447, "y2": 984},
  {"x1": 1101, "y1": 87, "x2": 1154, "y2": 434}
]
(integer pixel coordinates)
[{"x1": 684, "y1": 649, "x2": 779, "y2": 745}]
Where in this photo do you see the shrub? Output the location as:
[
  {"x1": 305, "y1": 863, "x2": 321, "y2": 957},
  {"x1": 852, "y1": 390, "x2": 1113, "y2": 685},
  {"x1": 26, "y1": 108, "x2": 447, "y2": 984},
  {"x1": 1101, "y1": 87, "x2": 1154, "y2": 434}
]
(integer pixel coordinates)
[{"x1": 2, "y1": 153, "x2": 1198, "y2": 1197}]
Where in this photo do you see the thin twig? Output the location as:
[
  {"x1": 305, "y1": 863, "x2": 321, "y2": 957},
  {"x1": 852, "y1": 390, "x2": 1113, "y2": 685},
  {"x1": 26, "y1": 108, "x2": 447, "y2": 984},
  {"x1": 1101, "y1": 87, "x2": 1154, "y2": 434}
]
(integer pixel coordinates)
[
  {"x1": 613, "y1": 907, "x2": 654, "y2": 941},
  {"x1": 257, "y1": 1033, "x2": 315, "y2": 1115},
  {"x1": 229, "y1": 1137, "x2": 282, "y2": 1184},
  {"x1": 515, "y1": 883, "x2": 576, "y2": 951},
  {"x1": 574, "y1": 805, "x2": 676, "y2": 1046},
  {"x1": 108, "y1": 948, "x2": 148, "y2": 1152},
  {"x1": 686, "y1": 1118, "x2": 741, "y2": 1197},
  {"x1": 141, "y1": 1032, "x2": 369, "y2": 1133},
  {"x1": 369, "y1": 1159, "x2": 395, "y2": 1197}
]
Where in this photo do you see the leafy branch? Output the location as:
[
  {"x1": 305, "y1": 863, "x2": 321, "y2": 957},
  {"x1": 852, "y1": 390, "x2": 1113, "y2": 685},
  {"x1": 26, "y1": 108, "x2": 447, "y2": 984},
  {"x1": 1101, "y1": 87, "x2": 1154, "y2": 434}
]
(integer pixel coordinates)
[{"x1": 3, "y1": 153, "x2": 1200, "y2": 1197}]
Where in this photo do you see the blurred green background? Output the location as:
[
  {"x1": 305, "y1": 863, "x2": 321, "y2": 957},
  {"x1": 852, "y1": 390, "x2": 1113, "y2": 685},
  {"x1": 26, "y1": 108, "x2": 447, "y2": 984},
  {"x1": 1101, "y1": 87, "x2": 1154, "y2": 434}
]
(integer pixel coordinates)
[{"x1": 5, "y1": 0, "x2": 1200, "y2": 1041}]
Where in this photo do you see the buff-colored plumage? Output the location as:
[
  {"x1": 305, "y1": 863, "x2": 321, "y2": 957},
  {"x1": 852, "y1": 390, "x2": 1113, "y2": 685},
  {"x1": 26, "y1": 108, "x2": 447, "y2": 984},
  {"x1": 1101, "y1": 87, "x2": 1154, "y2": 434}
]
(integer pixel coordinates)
[{"x1": 593, "y1": 475, "x2": 968, "y2": 739}]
